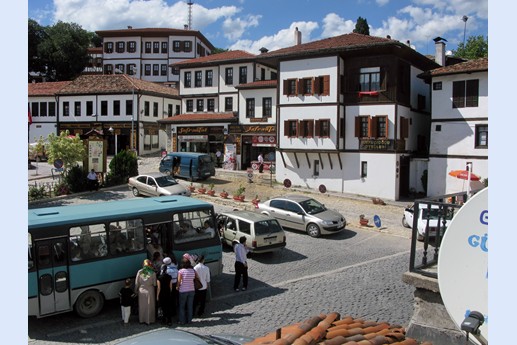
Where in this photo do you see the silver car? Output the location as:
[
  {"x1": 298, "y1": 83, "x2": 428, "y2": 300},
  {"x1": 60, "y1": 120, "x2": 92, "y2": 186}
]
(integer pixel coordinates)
[
  {"x1": 128, "y1": 172, "x2": 191, "y2": 197},
  {"x1": 115, "y1": 329, "x2": 253, "y2": 345},
  {"x1": 256, "y1": 195, "x2": 346, "y2": 238}
]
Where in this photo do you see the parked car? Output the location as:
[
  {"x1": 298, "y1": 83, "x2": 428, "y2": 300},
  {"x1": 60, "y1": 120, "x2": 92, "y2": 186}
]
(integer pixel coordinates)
[
  {"x1": 159, "y1": 151, "x2": 215, "y2": 181},
  {"x1": 402, "y1": 203, "x2": 454, "y2": 241},
  {"x1": 128, "y1": 172, "x2": 191, "y2": 197},
  {"x1": 28, "y1": 142, "x2": 48, "y2": 162},
  {"x1": 216, "y1": 210, "x2": 286, "y2": 253},
  {"x1": 115, "y1": 328, "x2": 254, "y2": 345},
  {"x1": 256, "y1": 195, "x2": 346, "y2": 238}
]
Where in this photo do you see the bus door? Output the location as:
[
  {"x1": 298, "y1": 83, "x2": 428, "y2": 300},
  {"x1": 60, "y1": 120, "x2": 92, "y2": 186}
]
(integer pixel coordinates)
[{"x1": 35, "y1": 238, "x2": 71, "y2": 315}]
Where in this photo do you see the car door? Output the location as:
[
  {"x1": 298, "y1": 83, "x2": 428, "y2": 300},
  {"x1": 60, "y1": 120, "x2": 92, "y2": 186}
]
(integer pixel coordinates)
[
  {"x1": 220, "y1": 215, "x2": 238, "y2": 246},
  {"x1": 146, "y1": 176, "x2": 159, "y2": 196},
  {"x1": 283, "y1": 201, "x2": 305, "y2": 231},
  {"x1": 267, "y1": 200, "x2": 289, "y2": 228}
]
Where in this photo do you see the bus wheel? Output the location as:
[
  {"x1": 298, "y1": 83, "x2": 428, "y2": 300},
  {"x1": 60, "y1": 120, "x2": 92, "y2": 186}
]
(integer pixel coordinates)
[{"x1": 75, "y1": 290, "x2": 104, "y2": 318}]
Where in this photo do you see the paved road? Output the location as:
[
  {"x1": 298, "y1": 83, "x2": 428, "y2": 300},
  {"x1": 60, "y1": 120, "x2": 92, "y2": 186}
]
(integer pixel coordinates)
[{"x1": 28, "y1": 157, "x2": 416, "y2": 345}]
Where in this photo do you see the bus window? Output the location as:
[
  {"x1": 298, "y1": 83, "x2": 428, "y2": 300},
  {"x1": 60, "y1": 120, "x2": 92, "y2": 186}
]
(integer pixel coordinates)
[
  {"x1": 108, "y1": 219, "x2": 144, "y2": 255},
  {"x1": 173, "y1": 210, "x2": 215, "y2": 244},
  {"x1": 28, "y1": 233, "x2": 34, "y2": 270},
  {"x1": 69, "y1": 224, "x2": 108, "y2": 260}
]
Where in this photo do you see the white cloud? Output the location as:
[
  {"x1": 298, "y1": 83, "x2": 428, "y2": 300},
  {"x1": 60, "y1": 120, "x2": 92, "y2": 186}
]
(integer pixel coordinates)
[
  {"x1": 222, "y1": 14, "x2": 261, "y2": 41},
  {"x1": 413, "y1": 0, "x2": 488, "y2": 20},
  {"x1": 376, "y1": 0, "x2": 390, "y2": 6},
  {"x1": 321, "y1": 13, "x2": 355, "y2": 38},
  {"x1": 51, "y1": 0, "x2": 240, "y2": 31},
  {"x1": 229, "y1": 21, "x2": 319, "y2": 54}
]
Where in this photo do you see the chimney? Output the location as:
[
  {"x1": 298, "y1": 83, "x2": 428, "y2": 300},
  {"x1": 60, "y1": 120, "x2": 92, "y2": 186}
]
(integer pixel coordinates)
[
  {"x1": 259, "y1": 47, "x2": 269, "y2": 54},
  {"x1": 406, "y1": 40, "x2": 410, "y2": 46},
  {"x1": 433, "y1": 37, "x2": 447, "y2": 66},
  {"x1": 386, "y1": 35, "x2": 391, "y2": 39},
  {"x1": 294, "y1": 27, "x2": 302, "y2": 45},
  {"x1": 184, "y1": 24, "x2": 188, "y2": 30}
]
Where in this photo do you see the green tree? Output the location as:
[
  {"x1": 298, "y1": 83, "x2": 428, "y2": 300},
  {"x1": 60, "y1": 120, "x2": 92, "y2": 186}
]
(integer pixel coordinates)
[
  {"x1": 452, "y1": 35, "x2": 488, "y2": 59},
  {"x1": 212, "y1": 47, "x2": 229, "y2": 54},
  {"x1": 46, "y1": 130, "x2": 86, "y2": 170},
  {"x1": 28, "y1": 19, "x2": 47, "y2": 76},
  {"x1": 37, "y1": 21, "x2": 91, "y2": 81},
  {"x1": 105, "y1": 150, "x2": 138, "y2": 186},
  {"x1": 353, "y1": 17, "x2": 370, "y2": 35}
]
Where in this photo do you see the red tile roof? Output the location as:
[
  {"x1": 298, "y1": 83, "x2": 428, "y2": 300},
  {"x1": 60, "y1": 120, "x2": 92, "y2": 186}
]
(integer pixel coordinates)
[
  {"x1": 158, "y1": 112, "x2": 238, "y2": 124},
  {"x1": 427, "y1": 57, "x2": 488, "y2": 77},
  {"x1": 172, "y1": 50, "x2": 256, "y2": 67},
  {"x1": 28, "y1": 81, "x2": 71, "y2": 96},
  {"x1": 259, "y1": 33, "x2": 398, "y2": 58},
  {"x1": 56, "y1": 74, "x2": 179, "y2": 98},
  {"x1": 246, "y1": 313, "x2": 433, "y2": 345},
  {"x1": 236, "y1": 80, "x2": 277, "y2": 89}
]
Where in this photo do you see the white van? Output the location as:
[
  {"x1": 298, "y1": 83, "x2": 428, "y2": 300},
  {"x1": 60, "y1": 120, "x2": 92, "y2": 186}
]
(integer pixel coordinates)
[{"x1": 216, "y1": 210, "x2": 286, "y2": 254}]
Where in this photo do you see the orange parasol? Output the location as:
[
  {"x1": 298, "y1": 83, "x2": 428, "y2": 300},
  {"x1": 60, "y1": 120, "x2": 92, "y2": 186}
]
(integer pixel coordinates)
[{"x1": 448, "y1": 170, "x2": 481, "y2": 181}]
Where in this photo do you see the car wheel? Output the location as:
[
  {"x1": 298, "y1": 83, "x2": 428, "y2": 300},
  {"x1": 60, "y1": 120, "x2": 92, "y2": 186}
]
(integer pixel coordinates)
[
  {"x1": 306, "y1": 223, "x2": 321, "y2": 238},
  {"x1": 132, "y1": 187, "x2": 140, "y2": 197},
  {"x1": 402, "y1": 215, "x2": 410, "y2": 228},
  {"x1": 75, "y1": 290, "x2": 104, "y2": 318}
]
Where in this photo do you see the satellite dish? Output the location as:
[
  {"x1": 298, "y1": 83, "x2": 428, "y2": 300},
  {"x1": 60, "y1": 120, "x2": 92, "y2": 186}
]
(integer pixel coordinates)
[{"x1": 438, "y1": 188, "x2": 488, "y2": 344}]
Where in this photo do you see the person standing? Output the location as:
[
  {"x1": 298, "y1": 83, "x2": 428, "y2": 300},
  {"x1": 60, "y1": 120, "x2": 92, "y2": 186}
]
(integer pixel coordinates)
[
  {"x1": 135, "y1": 259, "x2": 157, "y2": 325},
  {"x1": 215, "y1": 148, "x2": 222, "y2": 168},
  {"x1": 176, "y1": 257, "x2": 197, "y2": 324},
  {"x1": 156, "y1": 264, "x2": 173, "y2": 325},
  {"x1": 119, "y1": 278, "x2": 136, "y2": 325},
  {"x1": 193, "y1": 255, "x2": 211, "y2": 317},
  {"x1": 258, "y1": 153, "x2": 264, "y2": 173},
  {"x1": 163, "y1": 256, "x2": 179, "y2": 321},
  {"x1": 233, "y1": 236, "x2": 250, "y2": 291}
]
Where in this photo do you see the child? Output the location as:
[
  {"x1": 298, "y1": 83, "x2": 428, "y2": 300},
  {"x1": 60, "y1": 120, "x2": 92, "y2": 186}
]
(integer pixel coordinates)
[{"x1": 119, "y1": 278, "x2": 136, "y2": 325}]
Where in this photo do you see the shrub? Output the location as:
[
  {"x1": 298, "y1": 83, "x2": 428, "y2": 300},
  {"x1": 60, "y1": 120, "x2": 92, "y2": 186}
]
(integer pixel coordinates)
[
  {"x1": 54, "y1": 181, "x2": 70, "y2": 196},
  {"x1": 105, "y1": 150, "x2": 138, "y2": 186},
  {"x1": 28, "y1": 184, "x2": 47, "y2": 201},
  {"x1": 65, "y1": 165, "x2": 88, "y2": 193}
]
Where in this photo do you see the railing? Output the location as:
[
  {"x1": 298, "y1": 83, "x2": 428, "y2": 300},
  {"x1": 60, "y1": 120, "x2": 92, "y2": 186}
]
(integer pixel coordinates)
[
  {"x1": 28, "y1": 180, "x2": 63, "y2": 201},
  {"x1": 408, "y1": 190, "x2": 481, "y2": 278}
]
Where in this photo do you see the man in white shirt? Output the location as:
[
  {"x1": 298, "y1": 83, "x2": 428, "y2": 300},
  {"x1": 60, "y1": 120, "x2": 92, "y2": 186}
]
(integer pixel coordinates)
[
  {"x1": 86, "y1": 169, "x2": 99, "y2": 191},
  {"x1": 233, "y1": 236, "x2": 250, "y2": 291},
  {"x1": 258, "y1": 153, "x2": 264, "y2": 173},
  {"x1": 193, "y1": 255, "x2": 210, "y2": 317}
]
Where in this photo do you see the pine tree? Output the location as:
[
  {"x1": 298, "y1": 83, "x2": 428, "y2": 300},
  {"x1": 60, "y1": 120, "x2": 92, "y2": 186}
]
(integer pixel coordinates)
[{"x1": 353, "y1": 17, "x2": 370, "y2": 35}]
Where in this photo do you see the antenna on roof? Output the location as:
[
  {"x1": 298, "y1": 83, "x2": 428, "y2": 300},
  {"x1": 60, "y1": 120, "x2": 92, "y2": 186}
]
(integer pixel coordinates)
[{"x1": 187, "y1": 1, "x2": 193, "y2": 30}]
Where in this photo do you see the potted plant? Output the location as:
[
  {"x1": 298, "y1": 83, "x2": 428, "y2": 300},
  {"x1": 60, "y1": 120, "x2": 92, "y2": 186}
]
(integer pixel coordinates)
[
  {"x1": 198, "y1": 183, "x2": 206, "y2": 194},
  {"x1": 359, "y1": 214, "x2": 369, "y2": 226},
  {"x1": 220, "y1": 189, "x2": 229, "y2": 199},
  {"x1": 251, "y1": 194, "x2": 260, "y2": 206},
  {"x1": 233, "y1": 185, "x2": 246, "y2": 201},
  {"x1": 207, "y1": 183, "x2": 216, "y2": 196},
  {"x1": 187, "y1": 182, "x2": 196, "y2": 193}
]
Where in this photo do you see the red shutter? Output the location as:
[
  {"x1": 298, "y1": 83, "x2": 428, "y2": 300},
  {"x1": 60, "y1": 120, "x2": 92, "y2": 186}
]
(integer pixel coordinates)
[
  {"x1": 308, "y1": 120, "x2": 314, "y2": 137},
  {"x1": 354, "y1": 116, "x2": 360, "y2": 137},
  {"x1": 384, "y1": 116, "x2": 389, "y2": 138},
  {"x1": 323, "y1": 75, "x2": 330, "y2": 96},
  {"x1": 314, "y1": 77, "x2": 321, "y2": 94}
]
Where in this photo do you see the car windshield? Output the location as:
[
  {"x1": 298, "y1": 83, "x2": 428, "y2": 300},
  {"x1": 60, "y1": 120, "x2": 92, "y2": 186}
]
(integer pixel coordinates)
[
  {"x1": 299, "y1": 199, "x2": 326, "y2": 215},
  {"x1": 255, "y1": 220, "x2": 283, "y2": 235},
  {"x1": 421, "y1": 208, "x2": 454, "y2": 220},
  {"x1": 155, "y1": 175, "x2": 178, "y2": 187}
]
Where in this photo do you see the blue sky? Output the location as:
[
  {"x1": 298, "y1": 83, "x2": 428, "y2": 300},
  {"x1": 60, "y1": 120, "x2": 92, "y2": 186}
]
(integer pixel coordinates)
[{"x1": 28, "y1": 0, "x2": 488, "y2": 56}]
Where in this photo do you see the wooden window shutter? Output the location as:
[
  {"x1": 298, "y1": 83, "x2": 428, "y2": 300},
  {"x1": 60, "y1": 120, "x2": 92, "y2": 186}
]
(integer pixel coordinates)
[
  {"x1": 284, "y1": 120, "x2": 289, "y2": 136},
  {"x1": 371, "y1": 117, "x2": 378, "y2": 137},
  {"x1": 466, "y1": 79, "x2": 479, "y2": 107},
  {"x1": 309, "y1": 120, "x2": 314, "y2": 137},
  {"x1": 180, "y1": 41, "x2": 185, "y2": 51},
  {"x1": 283, "y1": 80, "x2": 289, "y2": 95},
  {"x1": 323, "y1": 75, "x2": 330, "y2": 96},
  {"x1": 296, "y1": 120, "x2": 301, "y2": 136},
  {"x1": 314, "y1": 77, "x2": 321, "y2": 94},
  {"x1": 296, "y1": 79, "x2": 302, "y2": 95},
  {"x1": 354, "y1": 116, "x2": 361, "y2": 137},
  {"x1": 315, "y1": 120, "x2": 320, "y2": 136},
  {"x1": 452, "y1": 81, "x2": 465, "y2": 108},
  {"x1": 384, "y1": 116, "x2": 389, "y2": 138},
  {"x1": 400, "y1": 117, "x2": 409, "y2": 138}
]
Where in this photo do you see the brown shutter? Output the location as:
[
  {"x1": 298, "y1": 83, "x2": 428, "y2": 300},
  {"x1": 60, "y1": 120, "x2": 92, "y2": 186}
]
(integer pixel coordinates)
[
  {"x1": 367, "y1": 116, "x2": 373, "y2": 137},
  {"x1": 354, "y1": 116, "x2": 360, "y2": 137},
  {"x1": 400, "y1": 117, "x2": 409, "y2": 139},
  {"x1": 314, "y1": 77, "x2": 321, "y2": 94},
  {"x1": 283, "y1": 80, "x2": 289, "y2": 96},
  {"x1": 311, "y1": 79, "x2": 315, "y2": 95},
  {"x1": 323, "y1": 75, "x2": 330, "y2": 96},
  {"x1": 284, "y1": 120, "x2": 289, "y2": 136},
  {"x1": 384, "y1": 116, "x2": 389, "y2": 138},
  {"x1": 309, "y1": 120, "x2": 314, "y2": 137},
  {"x1": 371, "y1": 116, "x2": 378, "y2": 137},
  {"x1": 296, "y1": 79, "x2": 301, "y2": 95}
]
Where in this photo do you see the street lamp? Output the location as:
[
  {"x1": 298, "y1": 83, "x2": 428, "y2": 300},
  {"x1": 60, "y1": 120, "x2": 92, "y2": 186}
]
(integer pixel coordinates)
[{"x1": 462, "y1": 15, "x2": 468, "y2": 47}]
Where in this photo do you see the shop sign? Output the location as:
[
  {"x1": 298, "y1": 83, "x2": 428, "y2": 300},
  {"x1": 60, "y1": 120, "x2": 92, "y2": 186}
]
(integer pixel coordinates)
[
  {"x1": 229, "y1": 125, "x2": 276, "y2": 134},
  {"x1": 252, "y1": 135, "x2": 276, "y2": 147},
  {"x1": 178, "y1": 127, "x2": 209, "y2": 135},
  {"x1": 359, "y1": 138, "x2": 394, "y2": 151},
  {"x1": 178, "y1": 135, "x2": 208, "y2": 142}
]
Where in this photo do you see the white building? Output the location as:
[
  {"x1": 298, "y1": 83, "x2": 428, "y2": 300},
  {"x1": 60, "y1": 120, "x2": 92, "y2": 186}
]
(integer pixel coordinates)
[
  {"x1": 28, "y1": 81, "x2": 71, "y2": 143},
  {"x1": 257, "y1": 32, "x2": 439, "y2": 201},
  {"x1": 55, "y1": 74, "x2": 181, "y2": 155},
  {"x1": 95, "y1": 27, "x2": 215, "y2": 87},
  {"x1": 422, "y1": 57, "x2": 488, "y2": 196}
]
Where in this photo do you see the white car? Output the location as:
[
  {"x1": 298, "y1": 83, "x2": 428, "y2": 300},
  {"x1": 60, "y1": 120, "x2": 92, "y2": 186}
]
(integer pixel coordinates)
[
  {"x1": 128, "y1": 172, "x2": 191, "y2": 197},
  {"x1": 402, "y1": 203, "x2": 453, "y2": 241}
]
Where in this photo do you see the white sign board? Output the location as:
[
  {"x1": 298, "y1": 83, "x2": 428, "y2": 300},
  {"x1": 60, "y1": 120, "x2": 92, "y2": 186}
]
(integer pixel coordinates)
[{"x1": 438, "y1": 188, "x2": 488, "y2": 343}]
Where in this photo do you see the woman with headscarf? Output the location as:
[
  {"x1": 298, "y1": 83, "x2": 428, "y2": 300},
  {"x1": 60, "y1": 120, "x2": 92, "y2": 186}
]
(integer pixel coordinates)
[
  {"x1": 135, "y1": 259, "x2": 157, "y2": 324},
  {"x1": 156, "y1": 264, "x2": 173, "y2": 325}
]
